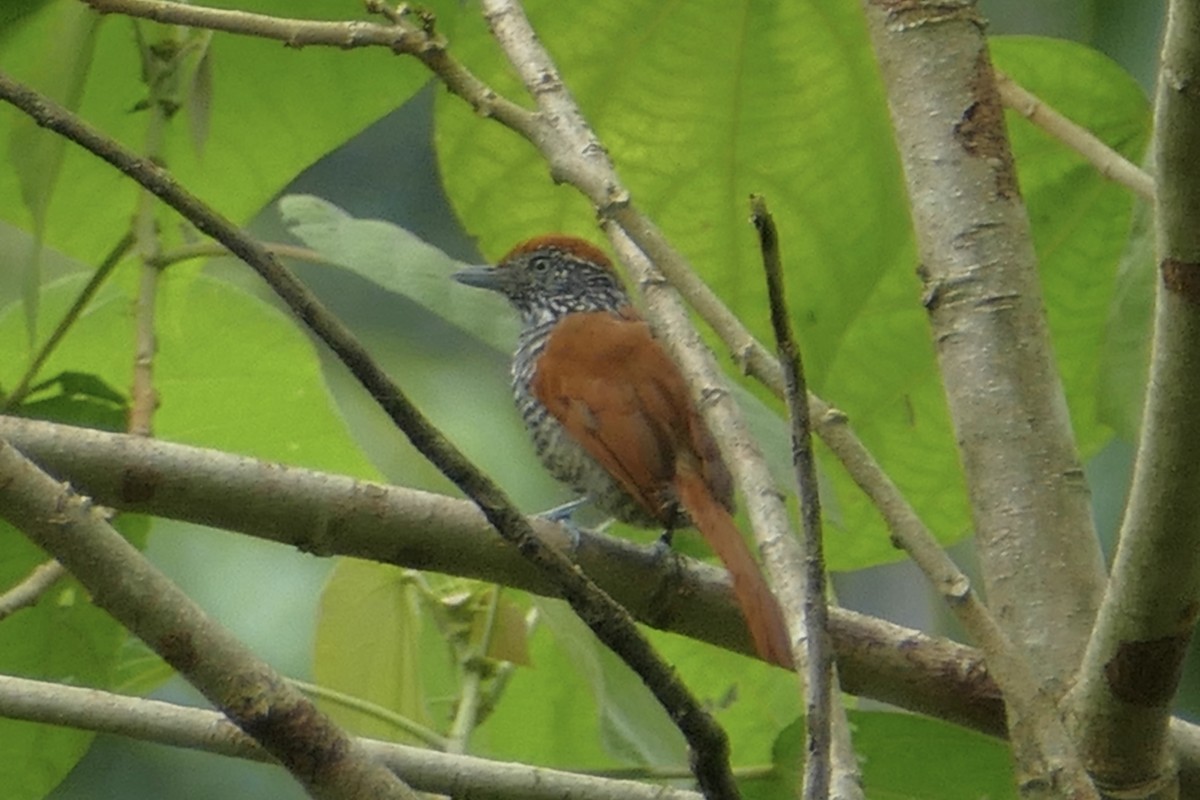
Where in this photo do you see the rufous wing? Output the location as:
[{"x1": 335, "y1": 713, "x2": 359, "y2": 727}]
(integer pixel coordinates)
[{"x1": 531, "y1": 310, "x2": 700, "y2": 523}]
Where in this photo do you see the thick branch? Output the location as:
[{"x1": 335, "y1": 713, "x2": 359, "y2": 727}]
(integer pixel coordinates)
[
  {"x1": 863, "y1": 0, "x2": 1103, "y2": 690},
  {"x1": 1068, "y1": 2, "x2": 1200, "y2": 797},
  {"x1": 0, "y1": 414, "x2": 1004, "y2": 736},
  {"x1": 0, "y1": 674, "x2": 698, "y2": 800},
  {"x1": 0, "y1": 439, "x2": 417, "y2": 800},
  {"x1": 863, "y1": 1, "x2": 1105, "y2": 796}
]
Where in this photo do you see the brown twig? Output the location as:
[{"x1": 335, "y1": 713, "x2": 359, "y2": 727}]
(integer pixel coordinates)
[
  {"x1": 0, "y1": 560, "x2": 67, "y2": 621},
  {"x1": 751, "y1": 197, "x2": 840, "y2": 800}
]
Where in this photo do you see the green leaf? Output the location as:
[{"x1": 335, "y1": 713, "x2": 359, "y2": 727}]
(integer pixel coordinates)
[
  {"x1": 6, "y1": 2, "x2": 100, "y2": 343},
  {"x1": 1098, "y1": 197, "x2": 1155, "y2": 439},
  {"x1": 537, "y1": 600, "x2": 688, "y2": 767},
  {"x1": 15, "y1": 370, "x2": 128, "y2": 431},
  {"x1": 0, "y1": 522, "x2": 124, "y2": 800},
  {"x1": 471, "y1": 600, "x2": 625, "y2": 769},
  {"x1": 852, "y1": 711, "x2": 1017, "y2": 799},
  {"x1": 0, "y1": 0, "x2": 456, "y2": 262},
  {"x1": 742, "y1": 712, "x2": 1017, "y2": 800},
  {"x1": 473, "y1": 599, "x2": 798, "y2": 771},
  {"x1": 0, "y1": 265, "x2": 378, "y2": 474},
  {"x1": 313, "y1": 559, "x2": 434, "y2": 742},
  {"x1": 278, "y1": 194, "x2": 519, "y2": 345}
]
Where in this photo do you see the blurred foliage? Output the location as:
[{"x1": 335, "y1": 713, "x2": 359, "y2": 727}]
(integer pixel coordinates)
[{"x1": 0, "y1": 0, "x2": 1161, "y2": 798}]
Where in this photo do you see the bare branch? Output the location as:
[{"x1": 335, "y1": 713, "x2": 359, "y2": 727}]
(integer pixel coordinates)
[
  {"x1": 1069, "y1": 1, "x2": 1200, "y2": 795},
  {"x1": 996, "y1": 70, "x2": 1154, "y2": 201},
  {"x1": 0, "y1": 559, "x2": 66, "y2": 621},
  {"x1": 0, "y1": 438, "x2": 418, "y2": 800},
  {"x1": 0, "y1": 673, "x2": 699, "y2": 800},
  {"x1": 0, "y1": 413, "x2": 1006, "y2": 737},
  {"x1": 752, "y1": 197, "x2": 859, "y2": 800},
  {"x1": 83, "y1": 0, "x2": 434, "y2": 51}
]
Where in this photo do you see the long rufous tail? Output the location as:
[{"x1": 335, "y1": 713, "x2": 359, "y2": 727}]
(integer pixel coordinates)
[{"x1": 675, "y1": 468, "x2": 793, "y2": 669}]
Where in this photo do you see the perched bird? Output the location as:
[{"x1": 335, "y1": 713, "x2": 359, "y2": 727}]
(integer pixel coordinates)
[{"x1": 454, "y1": 235, "x2": 792, "y2": 668}]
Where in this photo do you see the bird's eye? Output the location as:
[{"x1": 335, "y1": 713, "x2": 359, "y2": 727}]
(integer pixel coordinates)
[{"x1": 529, "y1": 255, "x2": 552, "y2": 273}]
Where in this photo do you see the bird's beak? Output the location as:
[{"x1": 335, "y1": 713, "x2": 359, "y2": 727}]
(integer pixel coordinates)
[{"x1": 452, "y1": 264, "x2": 506, "y2": 292}]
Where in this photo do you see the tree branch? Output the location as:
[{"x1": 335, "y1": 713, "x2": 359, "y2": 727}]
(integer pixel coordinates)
[
  {"x1": 1068, "y1": 1, "x2": 1200, "y2": 796},
  {"x1": 0, "y1": 559, "x2": 66, "y2": 621},
  {"x1": 862, "y1": 1, "x2": 1105, "y2": 796},
  {"x1": 83, "y1": 0, "x2": 434, "y2": 51},
  {"x1": 752, "y1": 197, "x2": 859, "y2": 800},
  {"x1": 996, "y1": 71, "x2": 1154, "y2": 201},
  {"x1": 0, "y1": 438, "x2": 418, "y2": 800},
  {"x1": 0, "y1": 673, "x2": 699, "y2": 800},
  {"x1": 0, "y1": 413, "x2": 1005, "y2": 737}
]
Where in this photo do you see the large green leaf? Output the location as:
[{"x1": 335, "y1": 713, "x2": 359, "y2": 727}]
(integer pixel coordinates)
[
  {"x1": 0, "y1": 523, "x2": 124, "y2": 800},
  {"x1": 433, "y1": 2, "x2": 1150, "y2": 567},
  {"x1": 0, "y1": 0, "x2": 452, "y2": 263},
  {"x1": 472, "y1": 598, "x2": 797, "y2": 770},
  {"x1": 313, "y1": 559, "x2": 434, "y2": 742},
  {"x1": 0, "y1": 266, "x2": 379, "y2": 474},
  {"x1": 743, "y1": 712, "x2": 1017, "y2": 800},
  {"x1": 278, "y1": 194, "x2": 518, "y2": 345}
]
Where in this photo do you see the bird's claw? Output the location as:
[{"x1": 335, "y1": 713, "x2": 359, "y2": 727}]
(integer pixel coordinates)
[{"x1": 537, "y1": 497, "x2": 589, "y2": 553}]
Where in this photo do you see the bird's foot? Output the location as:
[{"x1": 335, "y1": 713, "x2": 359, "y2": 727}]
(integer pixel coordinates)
[
  {"x1": 646, "y1": 528, "x2": 686, "y2": 623},
  {"x1": 540, "y1": 497, "x2": 590, "y2": 522},
  {"x1": 536, "y1": 497, "x2": 590, "y2": 551}
]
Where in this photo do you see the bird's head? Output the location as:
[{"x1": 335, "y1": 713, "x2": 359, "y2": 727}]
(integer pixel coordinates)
[{"x1": 453, "y1": 235, "x2": 630, "y2": 326}]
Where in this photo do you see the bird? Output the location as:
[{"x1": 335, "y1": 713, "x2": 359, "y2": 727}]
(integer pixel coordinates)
[{"x1": 453, "y1": 234, "x2": 793, "y2": 668}]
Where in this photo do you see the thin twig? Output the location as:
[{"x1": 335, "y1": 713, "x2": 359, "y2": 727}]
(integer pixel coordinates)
[
  {"x1": 3, "y1": 232, "x2": 134, "y2": 411},
  {"x1": 80, "y1": 0, "x2": 541, "y2": 138},
  {"x1": 83, "y1": 0, "x2": 433, "y2": 51},
  {"x1": 289, "y1": 679, "x2": 448, "y2": 751},
  {"x1": 446, "y1": 585, "x2": 501, "y2": 755},
  {"x1": 752, "y1": 197, "x2": 836, "y2": 800},
  {"x1": 996, "y1": 70, "x2": 1154, "y2": 201},
  {"x1": 127, "y1": 24, "x2": 178, "y2": 437},
  {"x1": 150, "y1": 240, "x2": 337, "y2": 269},
  {"x1": 0, "y1": 560, "x2": 66, "y2": 621},
  {"x1": 0, "y1": 71, "x2": 738, "y2": 800}
]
